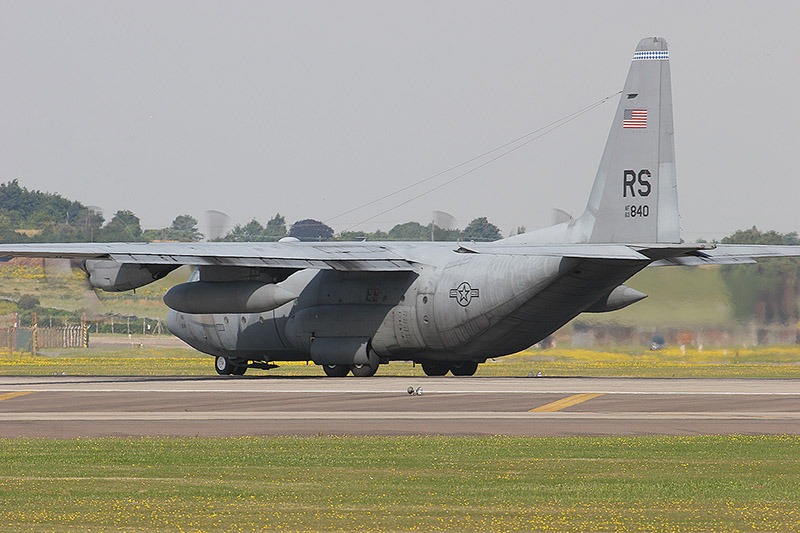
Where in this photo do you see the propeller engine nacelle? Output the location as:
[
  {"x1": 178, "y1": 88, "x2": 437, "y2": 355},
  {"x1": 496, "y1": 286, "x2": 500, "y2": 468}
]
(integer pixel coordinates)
[{"x1": 82, "y1": 259, "x2": 178, "y2": 292}]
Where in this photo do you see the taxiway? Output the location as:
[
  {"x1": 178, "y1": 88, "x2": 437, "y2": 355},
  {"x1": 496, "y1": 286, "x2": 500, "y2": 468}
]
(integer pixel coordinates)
[{"x1": 1, "y1": 375, "x2": 798, "y2": 437}]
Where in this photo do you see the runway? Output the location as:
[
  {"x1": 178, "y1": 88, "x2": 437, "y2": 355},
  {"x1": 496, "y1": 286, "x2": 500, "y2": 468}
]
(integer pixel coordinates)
[{"x1": 1, "y1": 375, "x2": 799, "y2": 437}]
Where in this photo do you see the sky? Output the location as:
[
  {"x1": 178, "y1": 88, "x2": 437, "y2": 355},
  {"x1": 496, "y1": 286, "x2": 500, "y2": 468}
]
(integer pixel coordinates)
[{"x1": 2, "y1": 0, "x2": 799, "y2": 241}]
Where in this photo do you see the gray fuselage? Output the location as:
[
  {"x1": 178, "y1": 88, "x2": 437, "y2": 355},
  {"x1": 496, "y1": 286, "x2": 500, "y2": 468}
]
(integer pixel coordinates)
[{"x1": 166, "y1": 244, "x2": 648, "y2": 365}]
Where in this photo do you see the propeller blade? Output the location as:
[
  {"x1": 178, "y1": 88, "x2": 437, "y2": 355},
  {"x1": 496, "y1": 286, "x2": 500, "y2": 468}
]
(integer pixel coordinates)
[{"x1": 203, "y1": 210, "x2": 232, "y2": 241}]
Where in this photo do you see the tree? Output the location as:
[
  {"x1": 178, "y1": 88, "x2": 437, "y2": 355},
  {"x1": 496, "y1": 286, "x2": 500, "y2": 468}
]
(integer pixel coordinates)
[
  {"x1": 36, "y1": 222, "x2": 86, "y2": 242},
  {"x1": 334, "y1": 230, "x2": 369, "y2": 241},
  {"x1": 226, "y1": 219, "x2": 265, "y2": 242},
  {"x1": 719, "y1": 227, "x2": 800, "y2": 324},
  {"x1": 141, "y1": 214, "x2": 203, "y2": 242},
  {"x1": 0, "y1": 179, "x2": 91, "y2": 242},
  {"x1": 95, "y1": 210, "x2": 143, "y2": 242},
  {"x1": 289, "y1": 219, "x2": 334, "y2": 241},
  {"x1": 172, "y1": 214, "x2": 196, "y2": 232},
  {"x1": 431, "y1": 224, "x2": 462, "y2": 242},
  {"x1": 263, "y1": 213, "x2": 288, "y2": 241},
  {"x1": 332, "y1": 229, "x2": 390, "y2": 241},
  {"x1": 170, "y1": 215, "x2": 202, "y2": 241},
  {"x1": 218, "y1": 213, "x2": 288, "y2": 242},
  {"x1": 460, "y1": 217, "x2": 502, "y2": 242},
  {"x1": 388, "y1": 222, "x2": 429, "y2": 241},
  {"x1": 375, "y1": 221, "x2": 461, "y2": 241},
  {"x1": 73, "y1": 208, "x2": 104, "y2": 241},
  {"x1": 0, "y1": 179, "x2": 84, "y2": 228}
]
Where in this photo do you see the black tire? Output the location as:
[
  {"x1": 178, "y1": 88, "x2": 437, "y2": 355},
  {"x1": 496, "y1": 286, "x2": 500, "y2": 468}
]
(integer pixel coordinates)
[
  {"x1": 351, "y1": 361, "x2": 379, "y2": 377},
  {"x1": 323, "y1": 364, "x2": 350, "y2": 377},
  {"x1": 450, "y1": 361, "x2": 479, "y2": 376},
  {"x1": 215, "y1": 356, "x2": 233, "y2": 375},
  {"x1": 421, "y1": 361, "x2": 449, "y2": 376},
  {"x1": 231, "y1": 364, "x2": 247, "y2": 376}
]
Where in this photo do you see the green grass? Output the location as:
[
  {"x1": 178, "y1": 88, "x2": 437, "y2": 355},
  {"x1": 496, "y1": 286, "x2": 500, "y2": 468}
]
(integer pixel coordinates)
[
  {"x1": 3, "y1": 343, "x2": 800, "y2": 378},
  {"x1": 502, "y1": 345, "x2": 800, "y2": 378},
  {"x1": 1, "y1": 435, "x2": 798, "y2": 531}
]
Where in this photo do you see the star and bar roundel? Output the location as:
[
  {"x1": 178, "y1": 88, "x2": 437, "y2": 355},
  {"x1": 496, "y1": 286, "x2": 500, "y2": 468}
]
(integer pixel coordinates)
[{"x1": 449, "y1": 281, "x2": 479, "y2": 307}]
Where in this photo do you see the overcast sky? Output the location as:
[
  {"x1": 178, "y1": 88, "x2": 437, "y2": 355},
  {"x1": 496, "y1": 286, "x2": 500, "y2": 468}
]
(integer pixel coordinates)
[{"x1": 2, "y1": 1, "x2": 799, "y2": 241}]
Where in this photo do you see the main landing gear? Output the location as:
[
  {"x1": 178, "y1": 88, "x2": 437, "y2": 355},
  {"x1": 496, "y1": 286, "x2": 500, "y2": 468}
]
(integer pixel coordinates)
[
  {"x1": 214, "y1": 356, "x2": 478, "y2": 377},
  {"x1": 322, "y1": 359, "x2": 380, "y2": 378},
  {"x1": 421, "y1": 360, "x2": 479, "y2": 377},
  {"x1": 215, "y1": 356, "x2": 247, "y2": 376}
]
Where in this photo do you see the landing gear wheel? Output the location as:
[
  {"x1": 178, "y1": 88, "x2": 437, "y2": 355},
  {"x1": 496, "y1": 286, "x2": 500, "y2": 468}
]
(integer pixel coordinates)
[
  {"x1": 215, "y1": 356, "x2": 233, "y2": 375},
  {"x1": 450, "y1": 361, "x2": 479, "y2": 376},
  {"x1": 323, "y1": 364, "x2": 350, "y2": 377},
  {"x1": 351, "y1": 361, "x2": 379, "y2": 377},
  {"x1": 421, "y1": 361, "x2": 450, "y2": 376},
  {"x1": 231, "y1": 363, "x2": 247, "y2": 376}
]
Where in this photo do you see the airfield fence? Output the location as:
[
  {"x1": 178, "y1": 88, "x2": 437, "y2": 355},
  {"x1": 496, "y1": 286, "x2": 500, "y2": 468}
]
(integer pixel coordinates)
[{"x1": 0, "y1": 313, "x2": 88, "y2": 354}]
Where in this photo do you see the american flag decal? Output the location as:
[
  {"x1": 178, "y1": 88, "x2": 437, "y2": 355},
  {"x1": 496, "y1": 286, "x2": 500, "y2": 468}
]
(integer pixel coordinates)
[{"x1": 623, "y1": 109, "x2": 647, "y2": 129}]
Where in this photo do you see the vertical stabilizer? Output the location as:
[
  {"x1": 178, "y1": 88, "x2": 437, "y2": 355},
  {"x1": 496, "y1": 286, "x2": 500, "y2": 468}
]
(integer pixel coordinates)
[{"x1": 579, "y1": 37, "x2": 679, "y2": 243}]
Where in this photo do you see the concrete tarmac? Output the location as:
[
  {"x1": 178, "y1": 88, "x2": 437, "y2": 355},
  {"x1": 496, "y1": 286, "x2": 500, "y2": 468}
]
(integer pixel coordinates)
[{"x1": 1, "y1": 375, "x2": 799, "y2": 437}]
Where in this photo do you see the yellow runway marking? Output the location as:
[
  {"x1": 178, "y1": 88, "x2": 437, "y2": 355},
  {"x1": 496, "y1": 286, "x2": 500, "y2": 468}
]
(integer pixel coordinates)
[
  {"x1": 0, "y1": 392, "x2": 35, "y2": 402},
  {"x1": 529, "y1": 393, "x2": 605, "y2": 412}
]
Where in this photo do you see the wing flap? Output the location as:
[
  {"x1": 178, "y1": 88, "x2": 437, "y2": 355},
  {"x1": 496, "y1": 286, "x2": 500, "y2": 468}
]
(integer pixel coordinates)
[
  {"x1": 649, "y1": 256, "x2": 758, "y2": 267},
  {"x1": 456, "y1": 243, "x2": 650, "y2": 260}
]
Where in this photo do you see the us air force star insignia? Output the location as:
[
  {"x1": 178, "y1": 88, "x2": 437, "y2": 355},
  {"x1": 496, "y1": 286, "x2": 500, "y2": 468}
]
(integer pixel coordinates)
[{"x1": 449, "y1": 281, "x2": 479, "y2": 307}]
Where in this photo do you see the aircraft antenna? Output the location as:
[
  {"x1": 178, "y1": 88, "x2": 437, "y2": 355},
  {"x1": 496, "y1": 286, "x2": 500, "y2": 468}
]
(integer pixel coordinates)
[{"x1": 336, "y1": 90, "x2": 621, "y2": 232}]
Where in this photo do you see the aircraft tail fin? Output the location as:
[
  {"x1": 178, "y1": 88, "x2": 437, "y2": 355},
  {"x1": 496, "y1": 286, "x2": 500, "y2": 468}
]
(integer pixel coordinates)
[{"x1": 578, "y1": 37, "x2": 679, "y2": 244}]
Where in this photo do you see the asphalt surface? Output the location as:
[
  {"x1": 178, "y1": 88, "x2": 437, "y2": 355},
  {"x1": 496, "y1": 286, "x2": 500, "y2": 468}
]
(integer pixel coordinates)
[{"x1": 1, "y1": 375, "x2": 799, "y2": 437}]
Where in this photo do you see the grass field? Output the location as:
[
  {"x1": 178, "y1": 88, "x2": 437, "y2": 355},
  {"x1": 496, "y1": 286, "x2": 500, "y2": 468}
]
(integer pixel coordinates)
[
  {"x1": 1, "y1": 435, "x2": 798, "y2": 531},
  {"x1": 2, "y1": 342, "x2": 800, "y2": 378}
]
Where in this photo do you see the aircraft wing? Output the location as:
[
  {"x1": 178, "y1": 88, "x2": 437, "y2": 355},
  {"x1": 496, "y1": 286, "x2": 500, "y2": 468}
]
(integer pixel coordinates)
[
  {"x1": 2, "y1": 242, "x2": 799, "y2": 271},
  {"x1": 0, "y1": 241, "x2": 663, "y2": 270},
  {"x1": 0, "y1": 242, "x2": 418, "y2": 272},
  {"x1": 459, "y1": 242, "x2": 800, "y2": 266}
]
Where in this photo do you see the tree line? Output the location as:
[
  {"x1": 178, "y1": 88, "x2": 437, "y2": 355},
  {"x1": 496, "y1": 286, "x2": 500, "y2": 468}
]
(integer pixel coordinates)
[
  {"x1": 218, "y1": 216, "x2": 503, "y2": 242},
  {"x1": 717, "y1": 227, "x2": 800, "y2": 326},
  {"x1": 0, "y1": 180, "x2": 201, "y2": 243},
  {"x1": 0, "y1": 180, "x2": 503, "y2": 243}
]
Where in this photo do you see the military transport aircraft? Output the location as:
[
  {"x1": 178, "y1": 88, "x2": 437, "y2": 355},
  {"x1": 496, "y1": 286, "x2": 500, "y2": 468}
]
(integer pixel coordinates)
[{"x1": 2, "y1": 37, "x2": 799, "y2": 377}]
